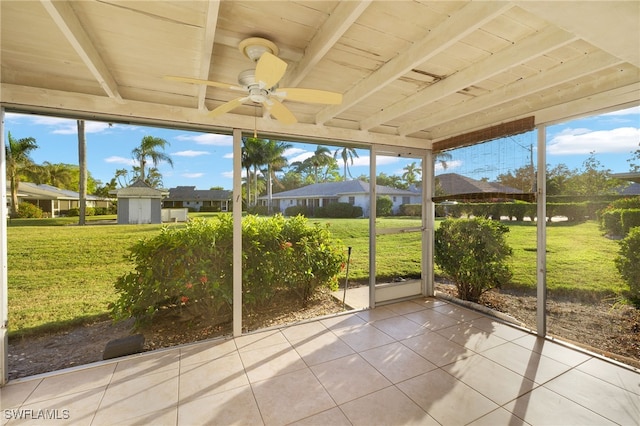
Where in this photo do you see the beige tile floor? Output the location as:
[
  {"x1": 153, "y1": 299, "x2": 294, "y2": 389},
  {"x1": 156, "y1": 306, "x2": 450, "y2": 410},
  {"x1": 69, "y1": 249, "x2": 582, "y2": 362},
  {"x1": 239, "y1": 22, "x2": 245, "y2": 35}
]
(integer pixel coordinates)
[{"x1": 1, "y1": 297, "x2": 639, "y2": 425}]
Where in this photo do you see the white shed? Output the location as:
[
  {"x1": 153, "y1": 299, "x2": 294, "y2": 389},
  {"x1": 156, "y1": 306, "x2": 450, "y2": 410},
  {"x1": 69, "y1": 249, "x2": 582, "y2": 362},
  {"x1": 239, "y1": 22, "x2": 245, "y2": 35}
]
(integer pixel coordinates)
[{"x1": 112, "y1": 179, "x2": 167, "y2": 225}]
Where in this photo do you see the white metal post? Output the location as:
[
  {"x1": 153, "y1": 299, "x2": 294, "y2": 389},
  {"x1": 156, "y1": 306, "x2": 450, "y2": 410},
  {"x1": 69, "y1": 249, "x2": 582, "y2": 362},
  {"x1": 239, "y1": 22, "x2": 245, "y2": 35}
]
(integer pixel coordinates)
[
  {"x1": 368, "y1": 145, "x2": 376, "y2": 309},
  {"x1": 423, "y1": 149, "x2": 435, "y2": 297},
  {"x1": 232, "y1": 129, "x2": 242, "y2": 337},
  {"x1": 536, "y1": 126, "x2": 547, "y2": 336},
  {"x1": 1, "y1": 108, "x2": 8, "y2": 385}
]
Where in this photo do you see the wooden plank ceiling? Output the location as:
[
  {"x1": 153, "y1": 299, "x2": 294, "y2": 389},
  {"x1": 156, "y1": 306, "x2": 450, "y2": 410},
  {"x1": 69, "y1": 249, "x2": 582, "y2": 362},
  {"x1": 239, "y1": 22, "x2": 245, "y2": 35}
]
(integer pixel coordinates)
[{"x1": 1, "y1": 1, "x2": 639, "y2": 150}]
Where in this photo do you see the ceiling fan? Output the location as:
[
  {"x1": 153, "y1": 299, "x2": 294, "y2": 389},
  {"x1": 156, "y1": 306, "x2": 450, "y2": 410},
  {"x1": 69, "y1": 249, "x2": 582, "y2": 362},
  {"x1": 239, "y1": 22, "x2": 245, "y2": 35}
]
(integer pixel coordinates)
[{"x1": 166, "y1": 37, "x2": 342, "y2": 124}]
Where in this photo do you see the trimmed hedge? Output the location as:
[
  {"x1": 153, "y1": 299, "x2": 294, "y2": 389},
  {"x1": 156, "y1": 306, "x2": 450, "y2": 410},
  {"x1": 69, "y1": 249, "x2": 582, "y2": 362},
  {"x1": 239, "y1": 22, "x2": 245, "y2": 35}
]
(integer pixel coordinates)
[
  {"x1": 315, "y1": 202, "x2": 363, "y2": 218},
  {"x1": 615, "y1": 226, "x2": 640, "y2": 300}
]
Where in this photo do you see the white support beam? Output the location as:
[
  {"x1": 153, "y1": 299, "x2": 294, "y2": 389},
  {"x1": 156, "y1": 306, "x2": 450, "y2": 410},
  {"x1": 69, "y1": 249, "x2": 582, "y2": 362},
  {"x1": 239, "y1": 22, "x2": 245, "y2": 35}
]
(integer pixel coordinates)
[
  {"x1": 284, "y1": 0, "x2": 371, "y2": 87},
  {"x1": 361, "y1": 25, "x2": 576, "y2": 131},
  {"x1": 315, "y1": 1, "x2": 512, "y2": 124},
  {"x1": 0, "y1": 84, "x2": 430, "y2": 150},
  {"x1": 400, "y1": 50, "x2": 623, "y2": 136},
  {"x1": 40, "y1": 0, "x2": 123, "y2": 102},
  {"x1": 368, "y1": 145, "x2": 376, "y2": 309},
  {"x1": 428, "y1": 74, "x2": 640, "y2": 142},
  {"x1": 0, "y1": 108, "x2": 7, "y2": 386},
  {"x1": 196, "y1": 1, "x2": 220, "y2": 111},
  {"x1": 232, "y1": 128, "x2": 242, "y2": 337},
  {"x1": 536, "y1": 125, "x2": 547, "y2": 337},
  {"x1": 423, "y1": 149, "x2": 434, "y2": 297}
]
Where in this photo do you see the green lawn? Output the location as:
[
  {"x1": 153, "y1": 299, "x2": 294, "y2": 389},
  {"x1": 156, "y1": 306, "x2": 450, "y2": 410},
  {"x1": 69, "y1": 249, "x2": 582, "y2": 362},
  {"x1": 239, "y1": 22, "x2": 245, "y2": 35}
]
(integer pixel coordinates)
[{"x1": 6, "y1": 216, "x2": 627, "y2": 336}]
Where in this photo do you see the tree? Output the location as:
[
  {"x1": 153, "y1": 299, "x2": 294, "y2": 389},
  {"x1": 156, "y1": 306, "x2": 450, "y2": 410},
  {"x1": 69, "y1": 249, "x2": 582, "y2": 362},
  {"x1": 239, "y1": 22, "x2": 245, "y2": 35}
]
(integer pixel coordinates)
[
  {"x1": 567, "y1": 152, "x2": 620, "y2": 196},
  {"x1": 402, "y1": 161, "x2": 421, "y2": 187},
  {"x1": 334, "y1": 146, "x2": 359, "y2": 180},
  {"x1": 496, "y1": 165, "x2": 536, "y2": 193},
  {"x1": 628, "y1": 142, "x2": 640, "y2": 173},
  {"x1": 261, "y1": 139, "x2": 292, "y2": 214},
  {"x1": 307, "y1": 146, "x2": 333, "y2": 183},
  {"x1": 546, "y1": 163, "x2": 576, "y2": 196},
  {"x1": 242, "y1": 137, "x2": 265, "y2": 207},
  {"x1": 5, "y1": 132, "x2": 38, "y2": 217},
  {"x1": 131, "y1": 135, "x2": 173, "y2": 184},
  {"x1": 376, "y1": 172, "x2": 406, "y2": 189},
  {"x1": 78, "y1": 119, "x2": 87, "y2": 226}
]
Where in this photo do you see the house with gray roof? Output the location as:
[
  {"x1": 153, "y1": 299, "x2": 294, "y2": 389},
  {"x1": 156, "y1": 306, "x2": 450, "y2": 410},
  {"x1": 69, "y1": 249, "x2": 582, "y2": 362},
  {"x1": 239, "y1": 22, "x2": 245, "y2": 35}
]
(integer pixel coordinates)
[
  {"x1": 434, "y1": 173, "x2": 528, "y2": 202},
  {"x1": 262, "y1": 180, "x2": 420, "y2": 217},
  {"x1": 163, "y1": 186, "x2": 232, "y2": 212},
  {"x1": 6, "y1": 182, "x2": 111, "y2": 217}
]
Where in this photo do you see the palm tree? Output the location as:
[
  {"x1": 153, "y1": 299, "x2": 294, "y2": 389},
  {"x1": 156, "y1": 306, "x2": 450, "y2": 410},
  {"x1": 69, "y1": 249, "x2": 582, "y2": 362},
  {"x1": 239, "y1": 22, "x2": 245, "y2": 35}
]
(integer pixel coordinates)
[
  {"x1": 36, "y1": 162, "x2": 74, "y2": 188},
  {"x1": 5, "y1": 132, "x2": 38, "y2": 217},
  {"x1": 435, "y1": 151, "x2": 453, "y2": 171},
  {"x1": 242, "y1": 137, "x2": 266, "y2": 207},
  {"x1": 261, "y1": 139, "x2": 292, "y2": 214},
  {"x1": 402, "y1": 161, "x2": 421, "y2": 187},
  {"x1": 307, "y1": 145, "x2": 333, "y2": 183},
  {"x1": 131, "y1": 135, "x2": 173, "y2": 184},
  {"x1": 334, "y1": 146, "x2": 359, "y2": 180},
  {"x1": 77, "y1": 120, "x2": 87, "y2": 225}
]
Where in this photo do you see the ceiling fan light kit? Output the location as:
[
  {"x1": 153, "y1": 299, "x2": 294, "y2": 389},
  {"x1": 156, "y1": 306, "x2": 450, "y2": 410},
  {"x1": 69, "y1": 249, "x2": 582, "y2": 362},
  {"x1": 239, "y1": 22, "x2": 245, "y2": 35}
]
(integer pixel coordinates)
[{"x1": 165, "y1": 36, "x2": 342, "y2": 124}]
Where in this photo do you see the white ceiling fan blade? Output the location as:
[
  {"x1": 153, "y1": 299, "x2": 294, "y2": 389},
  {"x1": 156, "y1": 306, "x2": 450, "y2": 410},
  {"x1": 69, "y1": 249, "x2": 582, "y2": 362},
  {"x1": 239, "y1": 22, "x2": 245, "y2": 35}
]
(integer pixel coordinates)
[
  {"x1": 266, "y1": 99, "x2": 297, "y2": 124},
  {"x1": 255, "y1": 52, "x2": 287, "y2": 89},
  {"x1": 208, "y1": 97, "x2": 247, "y2": 118},
  {"x1": 275, "y1": 88, "x2": 343, "y2": 104},
  {"x1": 164, "y1": 75, "x2": 241, "y2": 91}
]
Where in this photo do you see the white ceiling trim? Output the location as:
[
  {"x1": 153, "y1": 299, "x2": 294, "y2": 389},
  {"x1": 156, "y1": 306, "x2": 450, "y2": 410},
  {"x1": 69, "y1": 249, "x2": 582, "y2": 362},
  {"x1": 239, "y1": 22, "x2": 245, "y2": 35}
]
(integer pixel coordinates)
[
  {"x1": 315, "y1": 1, "x2": 512, "y2": 125},
  {"x1": 40, "y1": 0, "x2": 123, "y2": 102}
]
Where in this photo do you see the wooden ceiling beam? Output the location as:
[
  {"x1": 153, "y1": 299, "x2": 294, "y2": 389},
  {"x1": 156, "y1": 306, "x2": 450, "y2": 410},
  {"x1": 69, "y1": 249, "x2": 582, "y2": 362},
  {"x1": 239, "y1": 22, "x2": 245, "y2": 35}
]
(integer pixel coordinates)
[
  {"x1": 40, "y1": 0, "x2": 123, "y2": 102},
  {"x1": 284, "y1": 0, "x2": 372, "y2": 87},
  {"x1": 400, "y1": 50, "x2": 623, "y2": 136},
  {"x1": 315, "y1": 1, "x2": 512, "y2": 125},
  {"x1": 360, "y1": 25, "x2": 577, "y2": 131},
  {"x1": 196, "y1": 1, "x2": 220, "y2": 111}
]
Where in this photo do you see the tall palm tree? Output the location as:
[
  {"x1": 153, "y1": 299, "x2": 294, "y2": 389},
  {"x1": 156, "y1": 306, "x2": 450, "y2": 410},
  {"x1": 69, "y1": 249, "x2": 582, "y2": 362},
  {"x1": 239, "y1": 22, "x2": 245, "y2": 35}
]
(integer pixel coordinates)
[
  {"x1": 261, "y1": 139, "x2": 292, "y2": 214},
  {"x1": 5, "y1": 132, "x2": 38, "y2": 217},
  {"x1": 77, "y1": 120, "x2": 87, "y2": 225},
  {"x1": 334, "y1": 146, "x2": 359, "y2": 180},
  {"x1": 131, "y1": 135, "x2": 173, "y2": 184},
  {"x1": 402, "y1": 161, "x2": 421, "y2": 187},
  {"x1": 36, "y1": 162, "x2": 74, "y2": 188},
  {"x1": 242, "y1": 137, "x2": 265, "y2": 207},
  {"x1": 307, "y1": 145, "x2": 333, "y2": 183}
]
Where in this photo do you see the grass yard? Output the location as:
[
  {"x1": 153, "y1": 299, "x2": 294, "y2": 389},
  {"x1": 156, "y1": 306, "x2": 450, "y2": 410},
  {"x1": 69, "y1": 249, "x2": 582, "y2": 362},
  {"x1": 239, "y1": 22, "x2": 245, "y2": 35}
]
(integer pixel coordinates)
[{"x1": 6, "y1": 216, "x2": 628, "y2": 337}]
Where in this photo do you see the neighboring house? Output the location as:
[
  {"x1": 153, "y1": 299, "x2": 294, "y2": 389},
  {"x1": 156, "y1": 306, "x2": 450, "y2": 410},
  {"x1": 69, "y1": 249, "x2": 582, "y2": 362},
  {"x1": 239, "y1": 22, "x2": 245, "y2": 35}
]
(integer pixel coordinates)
[
  {"x1": 6, "y1": 182, "x2": 111, "y2": 218},
  {"x1": 612, "y1": 172, "x2": 640, "y2": 195},
  {"x1": 261, "y1": 180, "x2": 420, "y2": 217},
  {"x1": 111, "y1": 179, "x2": 168, "y2": 225},
  {"x1": 163, "y1": 186, "x2": 232, "y2": 212},
  {"x1": 434, "y1": 173, "x2": 527, "y2": 201}
]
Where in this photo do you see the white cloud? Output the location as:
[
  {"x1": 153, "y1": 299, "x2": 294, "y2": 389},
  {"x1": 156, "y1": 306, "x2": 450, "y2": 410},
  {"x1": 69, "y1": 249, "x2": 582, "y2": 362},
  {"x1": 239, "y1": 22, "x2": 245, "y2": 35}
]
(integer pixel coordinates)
[
  {"x1": 6, "y1": 113, "x2": 115, "y2": 135},
  {"x1": 173, "y1": 150, "x2": 210, "y2": 157},
  {"x1": 176, "y1": 133, "x2": 232, "y2": 146},
  {"x1": 221, "y1": 170, "x2": 247, "y2": 179},
  {"x1": 223, "y1": 153, "x2": 233, "y2": 159},
  {"x1": 436, "y1": 159, "x2": 463, "y2": 172},
  {"x1": 601, "y1": 105, "x2": 640, "y2": 116},
  {"x1": 181, "y1": 172, "x2": 204, "y2": 178},
  {"x1": 547, "y1": 127, "x2": 640, "y2": 155},
  {"x1": 104, "y1": 156, "x2": 136, "y2": 166}
]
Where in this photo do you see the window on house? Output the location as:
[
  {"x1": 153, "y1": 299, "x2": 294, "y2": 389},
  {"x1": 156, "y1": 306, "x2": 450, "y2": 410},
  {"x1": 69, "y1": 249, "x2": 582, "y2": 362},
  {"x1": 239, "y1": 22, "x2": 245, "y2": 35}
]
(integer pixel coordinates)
[
  {"x1": 403, "y1": 196, "x2": 410, "y2": 204},
  {"x1": 393, "y1": 196, "x2": 397, "y2": 202},
  {"x1": 348, "y1": 196, "x2": 355, "y2": 205}
]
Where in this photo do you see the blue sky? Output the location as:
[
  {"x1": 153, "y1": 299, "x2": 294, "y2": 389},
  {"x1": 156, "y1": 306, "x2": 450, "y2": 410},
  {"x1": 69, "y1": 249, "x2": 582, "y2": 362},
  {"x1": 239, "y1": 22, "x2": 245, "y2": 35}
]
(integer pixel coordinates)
[{"x1": 4, "y1": 106, "x2": 639, "y2": 190}]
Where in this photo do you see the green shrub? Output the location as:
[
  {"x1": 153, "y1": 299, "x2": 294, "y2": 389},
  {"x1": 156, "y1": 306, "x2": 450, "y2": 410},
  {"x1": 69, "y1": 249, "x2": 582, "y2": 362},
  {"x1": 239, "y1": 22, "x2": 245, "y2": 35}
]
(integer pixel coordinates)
[
  {"x1": 399, "y1": 204, "x2": 421, "y2": 216},
  {"x1": 284, "y1": 205, "x2": 310, "y2": 217},
  {"x1": 434, "y1": 218, "x2": 512, "y2": 302},
  {"x1": 621, "y1": 209, "x2": 640, "y2": 234},
  {"x1": 601, "y1": 209, "x2": 623, "y2": 236},
  {"x1": 615, "y1": 226, "x2": 640, "y2": 300},
  {"x1": 246, "y1": 205, "x2": 269, "y2": 215},
  {"x1": 111, "y1": 215, "x2": 345, "y2": 325},
  {"x1": 17, "y1": 202, "x2": 43, "y2": 218},
  {"x1": 315, "y1": 202, "x2": 362, "y2": 218},
  {"x1": 66, "y1": 207, "x2": 95, "y2": 217},
  {"x1": 610, "y1": 196, "x2": 640, "y2": 210},
  {"x1": 376, "y1": 196, "x2": 393, "y2": 217}
]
